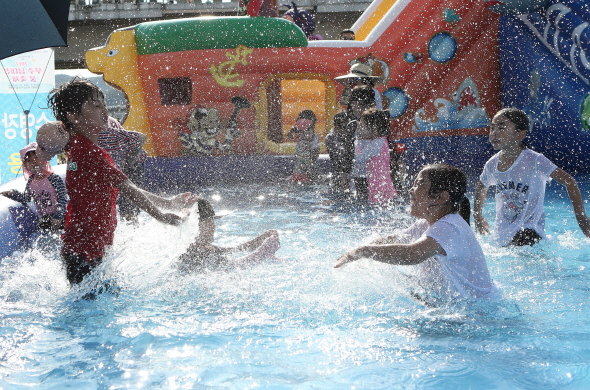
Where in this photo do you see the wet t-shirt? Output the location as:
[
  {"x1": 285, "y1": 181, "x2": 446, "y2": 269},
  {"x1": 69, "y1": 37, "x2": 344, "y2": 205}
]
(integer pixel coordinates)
[
  {"x1": 62, "y1": 134, "x2": 128, "y2": 261},
  {"x1": 479, "y1": 149, "x2": 557, "y2": 246}
]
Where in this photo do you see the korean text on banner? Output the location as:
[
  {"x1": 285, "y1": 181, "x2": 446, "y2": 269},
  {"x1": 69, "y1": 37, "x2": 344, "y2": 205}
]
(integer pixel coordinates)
[{"x1": 0, "y1": 48, "x2": 55, "y2": 184}]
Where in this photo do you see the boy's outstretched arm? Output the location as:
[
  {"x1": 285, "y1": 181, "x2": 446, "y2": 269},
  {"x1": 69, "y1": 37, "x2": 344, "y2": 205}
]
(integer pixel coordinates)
[
  {"x1": 473, "y1": 180, "x2": 491, "y2": 235},
  {"x1": 551, "y1": 168, "x2": 590, "y2": 238},
  {"x1": 117, "y1": 180, "x2": 186, "y2": 226},
  {"x1": 141, "y1": 188, "x2": 199, "y2": 210}
]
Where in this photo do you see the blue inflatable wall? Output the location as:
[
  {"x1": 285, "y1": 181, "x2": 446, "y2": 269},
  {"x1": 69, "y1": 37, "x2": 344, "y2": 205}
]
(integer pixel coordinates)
[{"x1": 499, "y1": 0, "x2": 590, "y2": 172}]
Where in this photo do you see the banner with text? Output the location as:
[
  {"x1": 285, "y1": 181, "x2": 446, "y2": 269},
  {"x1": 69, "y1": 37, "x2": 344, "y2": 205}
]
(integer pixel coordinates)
[{"x1": 0, "y1": 48, "x2": 55, "y2": 184}]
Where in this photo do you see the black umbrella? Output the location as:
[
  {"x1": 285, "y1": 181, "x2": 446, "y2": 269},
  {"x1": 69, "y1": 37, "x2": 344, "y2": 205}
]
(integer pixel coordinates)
[
  {"x1": 0, "y1": 0, "x2": 70, "y2": 60},
  {"x1": 0, "y1": 0, "x2": 70, "y2": 143}
]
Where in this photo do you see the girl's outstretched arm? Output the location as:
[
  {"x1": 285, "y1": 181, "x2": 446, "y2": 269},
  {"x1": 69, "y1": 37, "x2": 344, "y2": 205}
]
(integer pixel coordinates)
[
  {"x1": 473, "y1": 180, "x2": 491, "y2": 235},
  {"x1": 334, "y1": 236, "x2": 444, "y2": 268},
  {"x1": 551, "y1": 168, "x2": 590, "y2": 237},
  {"x1": 368, "y1": 234, "x2": 400, "y2": 245}
]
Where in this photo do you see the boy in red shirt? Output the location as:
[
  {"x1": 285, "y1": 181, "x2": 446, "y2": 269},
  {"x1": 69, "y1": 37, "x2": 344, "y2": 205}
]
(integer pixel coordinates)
[{"x1": 44, "y1": 78, "x2": 198, "y2": 285}]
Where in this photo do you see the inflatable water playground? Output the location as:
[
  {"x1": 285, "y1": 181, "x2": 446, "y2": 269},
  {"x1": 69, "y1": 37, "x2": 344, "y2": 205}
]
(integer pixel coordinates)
[
  {"x1": 6, "y1": 2, "x2": 590, "y2": 386},
  {"x1": 3, "y1": 0, "x2": 590, "y2": 255},
  {"x1": 81, "y1": 0, "x2": 590, "y2": 181}
]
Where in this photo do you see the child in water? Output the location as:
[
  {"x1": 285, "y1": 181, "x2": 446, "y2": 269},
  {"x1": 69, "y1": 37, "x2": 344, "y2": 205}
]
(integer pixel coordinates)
[
  {"x1": 288, "y1": 110, "x2": 320, "y2": 183},
  {"x1": 335, "y1": 164, "x2": 500, "y2": 302},
  {"x1": 351, "y1": 108, "x2": 397, "y2": 204},
  {"x1": 325, "y1": 111, "x2": 355, "y2": 193},
  {"x1": 177, "y1": 198, "x2": 281, "y2": 273},
  {"x1": 42, "y1": 78, "x2": 198, "y2": 285},
  {"x1": 0, "y1": 140, "x2": 68, "y2": 232},
  {"x1": 474, "y1": 108, "x2": 590, "y2": 246}
]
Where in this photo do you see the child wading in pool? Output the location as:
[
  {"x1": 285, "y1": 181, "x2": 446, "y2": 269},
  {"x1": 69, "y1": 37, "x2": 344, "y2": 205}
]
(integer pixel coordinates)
[
  {"x1": 288, "y1": 110, "x2": 320, "y2": 183},
  {"x1": 335, "y1": 164, "x2": 499, "y2": 302},
  {"x1": 43, "y1": 78, "x2": 198, "y2": 285},
  {"x1": 474, "y1": 108, "x2": 590, "y2": 246},
  {"x1": 351, "y1": 108, "x2": 397, "y2": 204},
  {"x1": 326, "y1": 112, "x2": 354, "y2": 193},
  {"x1": 177, "y1": 198, "x2": 280, "y2": 273},
  {"x1": 0, "y1": 140, "x2": 68, "y2": 232}
]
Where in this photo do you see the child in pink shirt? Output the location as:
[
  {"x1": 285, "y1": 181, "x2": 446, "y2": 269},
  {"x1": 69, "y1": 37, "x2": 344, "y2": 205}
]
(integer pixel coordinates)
[
  {"x1": 1, "y1": 142, "x2": 68, "y2": 232},
  {"x1": 352, "y1": 109, "x2": 397, "y2": 204}
]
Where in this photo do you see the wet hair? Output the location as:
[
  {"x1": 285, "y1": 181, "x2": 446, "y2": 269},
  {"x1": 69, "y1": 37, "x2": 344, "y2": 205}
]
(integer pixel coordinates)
[
  {"x1": 349, "y1": 85, "x2": 375, "y2": 109},
  {"x1": 333, "y1": 112, "x2": 349, "y2": 129},
  {"x1": 22, "y1": 150, "x2": 36, "y2": 161},
  {"x1": 361, "y1": 108, "x2": 390, "y2": 137},
  {"x1": 47, "y1": 77, "x2": 104, "y2": 131},
  {"x1": 297, "y1": 109, "x2": 317, "y2": 122},
  {"x1": 495, "y1": 107, "x2": 530, "y2": 132},
  {"x1": 421, "y1": 164, "x2": 471, "y2": 224}
]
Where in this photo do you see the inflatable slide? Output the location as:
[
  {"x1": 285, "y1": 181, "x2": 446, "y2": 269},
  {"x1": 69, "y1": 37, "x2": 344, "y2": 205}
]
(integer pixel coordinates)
[{"x1": 85, "y1": 0, "x2": 503, "y2": 181}]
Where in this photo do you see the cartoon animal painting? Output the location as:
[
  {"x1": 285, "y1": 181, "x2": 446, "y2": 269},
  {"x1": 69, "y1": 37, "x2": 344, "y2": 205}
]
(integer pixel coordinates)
[
  {"x1": 177, "y1": 96, "x2": 250, "y2": 156},
  {"x1": 85, "y1": 27, "x2": 153, "y2": 154}
]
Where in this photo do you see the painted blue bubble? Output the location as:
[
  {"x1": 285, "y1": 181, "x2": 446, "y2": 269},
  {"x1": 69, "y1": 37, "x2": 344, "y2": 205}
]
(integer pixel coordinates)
[
  {"x1": 383, "y1": 87, "x2": 409, "y2": 118},
  {"x1": 428, "y1": 32, "x2": 457, "y2": 63},
  {"x1": 403, "y1": 52, "x2": 416, "y2": 63}
]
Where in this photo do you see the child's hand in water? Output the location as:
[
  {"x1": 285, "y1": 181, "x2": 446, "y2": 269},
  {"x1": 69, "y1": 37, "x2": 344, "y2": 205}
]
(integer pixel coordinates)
[
  {"x1": 0, "y1": 190, "x2": 16, "y2": 198},
  {"x1": 334, "y1": 247, "x2": 362, "y2": 268},
  {"x1": 474, "y1": 214, "x2": 490, "y2": 235}
]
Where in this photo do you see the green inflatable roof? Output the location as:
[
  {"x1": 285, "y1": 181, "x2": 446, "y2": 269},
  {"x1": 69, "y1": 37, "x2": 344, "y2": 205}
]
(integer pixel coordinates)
[{"x1": 135, "y1": 16, "x2": 308, "y2": 55}]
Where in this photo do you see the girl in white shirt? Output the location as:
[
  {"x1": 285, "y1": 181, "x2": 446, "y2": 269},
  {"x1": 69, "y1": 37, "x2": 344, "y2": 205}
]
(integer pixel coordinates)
[
  {"x1": 335, "y1": 164, "x2": 499, "y2": 301},
  {"x1": 474, "y1": 108, "x2": 590, "y2": 246}
]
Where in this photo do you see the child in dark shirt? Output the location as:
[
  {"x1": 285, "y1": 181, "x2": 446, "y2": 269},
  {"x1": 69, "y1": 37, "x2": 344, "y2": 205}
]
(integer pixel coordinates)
[
  {"x1": 41, "y1": 78, "x2": 198, "y2": 285},
  {"x1": 326, "y1": 111, "x2": 354, "y2": 192}
]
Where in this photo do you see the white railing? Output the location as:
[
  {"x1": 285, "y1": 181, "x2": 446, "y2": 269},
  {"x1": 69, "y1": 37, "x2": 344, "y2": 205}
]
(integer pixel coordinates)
[{"x1": 69, "y1": 0, "x2": 373, "y2": 21}]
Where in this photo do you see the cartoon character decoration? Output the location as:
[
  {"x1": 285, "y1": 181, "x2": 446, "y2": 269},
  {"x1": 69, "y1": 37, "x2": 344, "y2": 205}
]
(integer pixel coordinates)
[
  {"x1": 177, "y1": 96, "x2": 250, "y2": 156},
  {"x1": 413, "y1": 77, "x2": 490, "y2": 131},
  {"x1": 501, "y1": 192, "x2": 524, "y2": 224},
  {"x1": 282, "y1": 2, "x2": 322, "y2": 40}
]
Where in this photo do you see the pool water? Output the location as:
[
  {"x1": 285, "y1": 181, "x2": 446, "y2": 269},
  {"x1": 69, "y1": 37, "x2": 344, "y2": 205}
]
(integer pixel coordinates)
[{"x1": 2, "y1": 175, "x2": 590, "y2": 389}]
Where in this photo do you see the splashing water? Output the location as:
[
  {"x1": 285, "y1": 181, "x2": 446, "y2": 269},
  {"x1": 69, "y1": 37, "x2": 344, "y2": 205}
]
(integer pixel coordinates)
[{"x1": 1, "y1": 177, "x2": 590, "y2": 389}]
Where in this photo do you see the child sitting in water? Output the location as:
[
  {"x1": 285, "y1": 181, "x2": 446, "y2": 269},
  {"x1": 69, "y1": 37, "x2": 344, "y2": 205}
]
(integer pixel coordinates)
[
  {"x1": 288, "y1": 110, "x2": 320, "y2": 183},
  {"x1": 0, "y1": 141, "x2": 68, "y2": 232},
  {"x1": 335, "y1": 164, "x2": 500, "y2": 302},
  {"x1": 474, "y1": 108, "x2": 590, "y2": 246},
  {"x1": 177, "y1": 198, "x2": 280, "y2": 273},
  {"x1": 351, "y1": 108, "x2": 397, "y2": 204}
]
